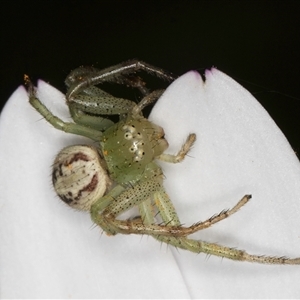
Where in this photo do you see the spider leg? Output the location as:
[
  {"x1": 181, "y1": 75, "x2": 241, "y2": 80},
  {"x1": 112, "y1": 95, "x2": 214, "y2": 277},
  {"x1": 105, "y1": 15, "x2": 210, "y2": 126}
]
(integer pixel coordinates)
[
  {"x1": 153, "y1": 189, "x2": 251, "y2": 234},
  {"x1": 69, "y1": 86, "x2": 165, "y2": 122},
  {"x1": 158, "y1": 133, "x2": 196, "y2": 163},
  {"x1": 68, "y1": 104, "x2": 115, "y2": 131},
  {"x1": 66, "y1": 66, "x2": 150, "y2": 95},
  {"x1": 68, "y1": 84, "x2": 136, "y2": 115},
  {"x1": 132, "y1": 89, "x2": 165, "y2": 115},
  {"x1": 90, "y1": 164, "x2": 251, "y2": 237},
  {"x1": 91, "y1": 173, "x2": 184, "y2": 236},
  {"x1": 145, "y1": 190, "x2": 300, "y2": 265},
  {"x1": 66, "y1": 59, "x2": 175, "y2": 100},
  {"x1": 70, "y1": 85, "x2": 135, "y2": 113},
  {"x1": 25, "y1": 76, "x2": 102, "y2": 141},
  {"x1": 66, "y1": 78, "x2": 165, "y2": 130},
  {"x1": 117, "y1": 75, "x2": 151, "y2": 96}
]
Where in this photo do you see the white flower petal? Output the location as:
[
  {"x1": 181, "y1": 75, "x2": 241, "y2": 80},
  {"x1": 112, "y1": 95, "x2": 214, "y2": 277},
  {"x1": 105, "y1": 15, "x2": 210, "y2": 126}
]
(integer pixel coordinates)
[{"x1": 150, "y1": 69, "x2": 300, "y2": 298}]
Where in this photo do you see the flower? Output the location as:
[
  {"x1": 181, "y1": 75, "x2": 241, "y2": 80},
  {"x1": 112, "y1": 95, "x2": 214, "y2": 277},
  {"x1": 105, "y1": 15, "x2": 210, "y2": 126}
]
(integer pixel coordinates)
[{"x1": 0, "y1": 69, "x2": 299, "y2": 298}]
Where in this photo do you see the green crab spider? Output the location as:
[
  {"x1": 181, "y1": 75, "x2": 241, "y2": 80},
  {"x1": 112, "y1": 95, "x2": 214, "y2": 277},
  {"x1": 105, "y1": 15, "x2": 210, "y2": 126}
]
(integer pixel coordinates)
[{"x1": 26, "y1": 59, "x2": 300, "y2": 264}]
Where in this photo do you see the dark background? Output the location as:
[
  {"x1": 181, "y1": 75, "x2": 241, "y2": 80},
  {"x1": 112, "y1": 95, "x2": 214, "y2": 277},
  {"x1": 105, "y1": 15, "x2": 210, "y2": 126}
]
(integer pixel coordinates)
[{"x1": 1, "y1": 0, "x2": 300, "y2": 155}]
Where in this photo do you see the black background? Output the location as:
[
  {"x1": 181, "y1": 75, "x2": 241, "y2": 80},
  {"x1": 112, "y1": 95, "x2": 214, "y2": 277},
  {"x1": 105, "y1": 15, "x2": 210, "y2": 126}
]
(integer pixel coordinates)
[{"x1": 1, "y1": 0, "x2": 300, "y2": 155}]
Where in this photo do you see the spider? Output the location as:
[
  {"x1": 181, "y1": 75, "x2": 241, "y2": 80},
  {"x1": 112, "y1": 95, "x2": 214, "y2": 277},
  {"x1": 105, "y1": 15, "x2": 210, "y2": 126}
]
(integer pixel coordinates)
[{"x1": 25, "y1": 59, "x2": 300, "y2": 265}]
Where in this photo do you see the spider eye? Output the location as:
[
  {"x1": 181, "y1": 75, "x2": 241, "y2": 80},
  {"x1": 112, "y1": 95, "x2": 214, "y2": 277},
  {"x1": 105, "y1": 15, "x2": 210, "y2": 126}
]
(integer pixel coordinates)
[
  {"x1": 52, "y1": 145, "x2": 112, "y2": 211},
  {"x1": 124, "y1": 132, "x2": 133, "y2": 140}
]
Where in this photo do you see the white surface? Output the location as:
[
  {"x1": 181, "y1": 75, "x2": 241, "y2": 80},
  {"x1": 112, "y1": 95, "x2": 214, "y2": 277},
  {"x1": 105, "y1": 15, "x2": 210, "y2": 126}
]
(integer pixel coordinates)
[{"x1": 0, "y1": 69, "x2": 299, "y2": 298}]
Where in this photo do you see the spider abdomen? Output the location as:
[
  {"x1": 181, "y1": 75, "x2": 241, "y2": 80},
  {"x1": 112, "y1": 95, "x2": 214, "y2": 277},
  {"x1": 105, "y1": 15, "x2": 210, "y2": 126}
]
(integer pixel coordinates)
[{"x1": 52, "y1": 145, "x2": 112, "y2": 211}]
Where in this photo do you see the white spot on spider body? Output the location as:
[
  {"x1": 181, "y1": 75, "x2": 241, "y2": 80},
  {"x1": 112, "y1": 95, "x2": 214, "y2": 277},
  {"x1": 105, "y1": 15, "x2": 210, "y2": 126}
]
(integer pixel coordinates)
[
  {"x1": 52, "y1": 145, "x2": 112, "y2": 211},
  {"x1": 122, "y1": 122, "x2": 146, "y2": 162}
]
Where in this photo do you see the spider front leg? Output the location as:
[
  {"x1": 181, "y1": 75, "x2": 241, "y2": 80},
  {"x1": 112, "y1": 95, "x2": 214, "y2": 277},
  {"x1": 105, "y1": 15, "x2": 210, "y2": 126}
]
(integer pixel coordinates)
[
  {"x1": 67, "y1": 85, "x2": 136, "y2": 116},
  {"x1": 66, "y1": 65, "x2": 152, "y2": 96},
  {"x1": 68, "y1": 86, "x2": 165, "y2": 124},
  {"x1": 90, "y1": 162, "x2": 250, "y2": 237},
  {"x1": 25, "y1": 76, "x2": 103, "y2": 141},
  {"x1": 67, "y1": 86, "x2": 135, "y2": 132},
  {"x1": 66, "y1": 59, "x2": 175, "y2": 100},
  {"x1": 67, "y1": 88, "x2": 166, "y2": 136}
]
